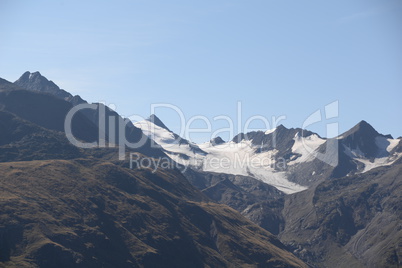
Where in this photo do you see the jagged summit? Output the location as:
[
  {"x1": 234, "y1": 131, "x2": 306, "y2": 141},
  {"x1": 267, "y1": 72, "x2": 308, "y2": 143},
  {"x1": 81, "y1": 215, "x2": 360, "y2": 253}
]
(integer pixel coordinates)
[
  {"x1": 9, "y1": 71, "x2": 164, "y2": 158},
  {"x1": 231, "y1": 124, "x2": 316, "y2": 145},
  {"x1": 147, "y1": 114, "x2": 171, "y2": 132},
  {"x1": 15, "y1": 71, "x2": 73, "y2": 101}
]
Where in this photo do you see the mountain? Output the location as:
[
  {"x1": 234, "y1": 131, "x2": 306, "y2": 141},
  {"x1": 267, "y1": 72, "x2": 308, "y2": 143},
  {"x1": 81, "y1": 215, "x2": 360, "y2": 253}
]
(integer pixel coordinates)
[
  {"x1": 279, "y1": 157, "x2": 402, "y2": 267},
  {"x1": 3, "y1": 71, "x2": 401, "y2": 267},
  {"x1": 137, "y1": 116, "x2": 401, "y2": 193},
  {"x1": 0, "y1": 83, "x2": 99, "y2": 144},
  {"x1": 134, "y1": 114, "x2": 207, "y2": 163},
  {"x1": 13, "y1": 72, "x2": 165, "y2": 158},
  {"x1": 232, "y1": 125, "x2": 317, "y2": 159},
  {"x1": 135, "y1": 117, "x2": 327, "y2": 235},
  {"x1": 332, "y1": 120, "x2": 401, "y2": 177},
  {"x1": 341, "y1": 120, "x2": 385, "y2": 158},
  {"x1": 136, "y1": 118, "x2": 314, "y2": 194},
  {"x1": 136, "y1": 113, "x2": 402, "y2": 267},
  {"x1": 14, "y1": 71, "x2": 76, "y2": 101},
  {"x1": 0, "y1": 74, "x2": 307, "y2": 267}
]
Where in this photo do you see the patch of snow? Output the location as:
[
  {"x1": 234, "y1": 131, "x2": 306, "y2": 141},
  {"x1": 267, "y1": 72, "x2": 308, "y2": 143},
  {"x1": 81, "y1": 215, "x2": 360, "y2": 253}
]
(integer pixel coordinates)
[
  {"x1": 136, "y1": 119, "x2": 308, "y2": 194},
  {"x1": 355, "y1": 153, "x2": 402, "y2": 173},
  {"x1": 343, "y1": 136, "x2": 402, "y2": 173},
  {"x1": 136, "y1": 117, "x2": 402, "y2": 193},
  {"x1": 288, "y1": 133, "x2": 326, "y2": 165},
  {"x1": 199, "y1": 140, "x2": 306, "y2": 194},
  {"x1": 201, "y1": 140, "x2": 307, "y2": 194},
  {"x1": 249, "y1": 168, "x2": 307, "y2": 194},
  {"x1": 375, "y1": 136, "x2": 399, "y2": 153},
  {"x1": 134, "y1": 120, "x2": 205, "y2": 166},
  {"x1": 265, "y1": 128, "x2": 276, "y2": 135}
]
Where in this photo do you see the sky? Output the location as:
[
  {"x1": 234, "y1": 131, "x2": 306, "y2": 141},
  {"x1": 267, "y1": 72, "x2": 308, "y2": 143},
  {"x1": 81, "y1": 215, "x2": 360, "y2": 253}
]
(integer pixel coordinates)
[{"x1": 0, "y1": 0, "x2": 401, "y2": 143}]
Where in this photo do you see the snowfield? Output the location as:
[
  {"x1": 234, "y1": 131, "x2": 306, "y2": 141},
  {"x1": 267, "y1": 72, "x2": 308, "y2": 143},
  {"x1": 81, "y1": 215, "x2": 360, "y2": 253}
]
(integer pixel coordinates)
[
  {"x1": 135, "y1": 120, "x2": 311, "y2": 193},
  {"x1": 135, "y1": 118, "x2": 401, "y2": 194}
]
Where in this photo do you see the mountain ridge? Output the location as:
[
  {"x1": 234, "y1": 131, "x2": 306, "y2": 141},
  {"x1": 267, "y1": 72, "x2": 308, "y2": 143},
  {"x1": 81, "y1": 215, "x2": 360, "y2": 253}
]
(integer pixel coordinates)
[
  {"x1": 11, "y1": 72, "x2": 167, "y2": 158},
  {"x1": 15, "y1": 71, "x2": 75, "y2": 101},
  {"x1": 147, "y1": 114, "x2": 171, "y2": 132}
]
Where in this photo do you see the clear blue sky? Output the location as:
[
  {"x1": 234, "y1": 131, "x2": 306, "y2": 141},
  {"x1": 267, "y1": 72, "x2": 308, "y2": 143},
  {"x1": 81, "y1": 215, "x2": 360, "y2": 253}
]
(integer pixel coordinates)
[{"x1": 1, "y1": 0, "x2": 401, "y2": 142}]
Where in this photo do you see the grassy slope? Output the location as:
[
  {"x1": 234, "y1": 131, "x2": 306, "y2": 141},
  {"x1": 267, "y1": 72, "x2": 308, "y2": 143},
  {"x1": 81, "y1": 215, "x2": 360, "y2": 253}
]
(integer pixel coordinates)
[{"x1": 0, "y1": 159, "x2": 306, "y2": 268}]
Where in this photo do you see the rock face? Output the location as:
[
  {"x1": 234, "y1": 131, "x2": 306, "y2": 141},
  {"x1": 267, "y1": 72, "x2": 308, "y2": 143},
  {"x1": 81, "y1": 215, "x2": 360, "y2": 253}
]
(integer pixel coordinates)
[
  {"x1": 0, "y1": 87, "x2": 99, "y2": 143},
  {"x1": 0, "y1": 76, "x2": 307, "y2": 267},
  {"x1": 11, "y1": 73, "x2": 165, "y2": 158},
  {"x1": 279, "y1": 158, "x2": 402, "y2": 268},
  {"x1": 341, "y1": 120, "x2": 384, "y2": 158},
  {"x1": 232, "y1": 125, "x2": 316, "y2": 158},
  {"x1": 14, "y1": 71, "x2": 74, "y2": 101}
]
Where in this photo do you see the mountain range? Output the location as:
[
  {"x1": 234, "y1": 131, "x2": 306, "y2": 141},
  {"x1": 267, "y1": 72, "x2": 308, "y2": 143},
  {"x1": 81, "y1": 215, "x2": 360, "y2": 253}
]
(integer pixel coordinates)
[
  {"x1": 135, "y1": 113, "x2": 401, "y2": 193},
  {"x1": 0, "y1": 71, "x2": 400, "y2": 267},
  {"x1": 134, "y1": 104, "x2": 402, "y2": 268}
]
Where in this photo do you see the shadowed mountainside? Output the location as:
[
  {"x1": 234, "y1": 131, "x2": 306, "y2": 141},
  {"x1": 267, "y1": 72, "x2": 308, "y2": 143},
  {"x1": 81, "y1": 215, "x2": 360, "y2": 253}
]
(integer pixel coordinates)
[
  {"x1": 0, "y1": 159, "x2": 306, "y2": 268},
  {"x1": 0, "y1": 75, "x2": 307, "y2": 267}
]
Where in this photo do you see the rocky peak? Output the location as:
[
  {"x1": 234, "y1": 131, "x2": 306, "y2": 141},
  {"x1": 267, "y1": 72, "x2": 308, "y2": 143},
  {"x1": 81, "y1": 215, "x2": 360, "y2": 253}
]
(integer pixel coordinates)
[
  {"x1": 14, "y1": 71, "x2": 73, "y2": 101},
  {"x1": 339, "y1": 120, "x2": 391, "y2": 158},
  {"x1": 147, "y1": 114, "x2": 171, "y2": 132}
]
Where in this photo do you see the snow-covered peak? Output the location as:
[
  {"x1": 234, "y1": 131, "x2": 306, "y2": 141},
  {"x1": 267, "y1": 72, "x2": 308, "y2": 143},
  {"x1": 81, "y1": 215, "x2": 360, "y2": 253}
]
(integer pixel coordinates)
[
  {"x1": 135, "y1": 117, "x2": 310, "y2": 194},
  {"x1": 135, "y1": 117, "x2": 401, "y2": 194},
  {"x1": 134, "y1": 119, "x2": 207, "y2": 166}
]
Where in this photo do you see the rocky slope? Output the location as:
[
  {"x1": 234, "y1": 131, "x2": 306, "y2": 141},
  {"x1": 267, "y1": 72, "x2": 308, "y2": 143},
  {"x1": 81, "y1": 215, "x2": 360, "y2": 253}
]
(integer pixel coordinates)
[{"x1": 279, "y1": 158, "x2": 402, "y2": 267}]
